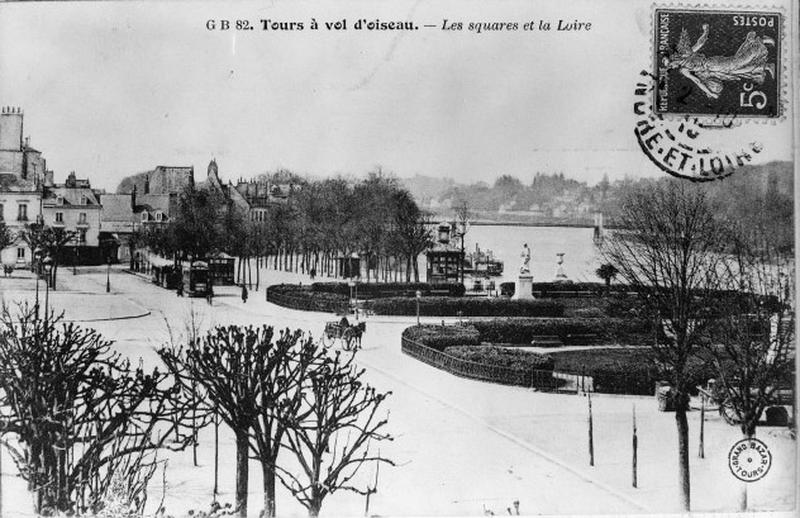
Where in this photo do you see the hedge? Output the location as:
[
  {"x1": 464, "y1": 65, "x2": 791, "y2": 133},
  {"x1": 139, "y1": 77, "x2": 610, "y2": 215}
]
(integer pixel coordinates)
[
  {"x1": 311, "y1": 281, "x2": 466, "y2": 298},
  {"x1": 470, "y1": 317, "x2": 653, "y2": 346},
  {"x1": 547, "y1": 348, "x2": 716, "y2": 395},
  {"x1": 366, "y1": 297, "x2": 564, "y2": 317},
  {"x1": 402, "y1": 324, "x2": 480, "y2": 351},
  {"x1": 499, "y1": 281, "x2": 634, "y2": 298},
  {"x1": 266, "y1": 284, "x2": 348, "y2": 313},
  {"x1": 445, "y1": 346, "x2": 554, "y2": 371}
]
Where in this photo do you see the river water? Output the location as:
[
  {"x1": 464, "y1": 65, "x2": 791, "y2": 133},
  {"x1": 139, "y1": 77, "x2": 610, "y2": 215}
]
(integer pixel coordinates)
[{"x1": 423, "y1": 225, "x2": 604, "y2": 285}]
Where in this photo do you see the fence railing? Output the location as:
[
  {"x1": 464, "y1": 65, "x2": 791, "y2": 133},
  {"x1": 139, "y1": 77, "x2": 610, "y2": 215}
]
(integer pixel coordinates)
[{"x1": 401, "y1": 330, "x2": 589, "y2": 393}]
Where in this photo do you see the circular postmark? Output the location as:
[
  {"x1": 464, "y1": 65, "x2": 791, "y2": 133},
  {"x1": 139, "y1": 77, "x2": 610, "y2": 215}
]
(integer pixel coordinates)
[{"x1": 728, "y1": 438, "x2": 772, "y2": 482}]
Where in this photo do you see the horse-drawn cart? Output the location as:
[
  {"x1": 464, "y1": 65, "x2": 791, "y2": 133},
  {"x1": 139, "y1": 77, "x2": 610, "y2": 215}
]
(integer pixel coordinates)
[{"x1": 322, "y1": 319, "x2": 366, "y2": 351}]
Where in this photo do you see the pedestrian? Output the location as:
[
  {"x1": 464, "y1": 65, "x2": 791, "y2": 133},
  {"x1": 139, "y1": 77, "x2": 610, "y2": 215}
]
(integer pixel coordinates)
[
  {"x1": 241, "y1": 284, "x2": 248, "y2": 304},
  {"x1": 206, "y1": 285, "x2": 214, "y2": 306},
  {"x1": 176, "y1": 283, "x2": 184, "y2": 297}
]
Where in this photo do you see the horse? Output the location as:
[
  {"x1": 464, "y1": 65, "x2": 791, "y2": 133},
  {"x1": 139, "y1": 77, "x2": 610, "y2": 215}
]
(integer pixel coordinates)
[{"x1": 343, "y1": 321, "x2": 367, "y2": 351}]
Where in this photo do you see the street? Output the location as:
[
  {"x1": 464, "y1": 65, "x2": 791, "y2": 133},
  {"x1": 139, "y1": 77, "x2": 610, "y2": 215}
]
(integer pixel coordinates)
[{"x1": 0, "y1": 266, "x2": 795, "y2": 517}]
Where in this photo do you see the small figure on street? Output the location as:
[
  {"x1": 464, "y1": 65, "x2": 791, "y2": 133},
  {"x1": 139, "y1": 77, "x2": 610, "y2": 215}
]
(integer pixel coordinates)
[
  {"x1": 206, "y1": 285, "x2": 214, "y2": 306},
  {"x1": 241, "y1": 284, "x2": 248, "y2": 304},
  {"x1": 176, "y1": 283, "x2": 184, "y2": 297},
  {"x1": 339, "y1": 315, "x2": 350, "y2": 329}
]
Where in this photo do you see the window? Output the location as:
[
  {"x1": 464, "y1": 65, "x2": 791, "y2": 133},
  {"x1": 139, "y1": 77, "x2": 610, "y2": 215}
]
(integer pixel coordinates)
[
  {"x1": 55, "y1": 212, "x2": 64, "y2": 223},
  {"x1": 17, "y1": 204, "x2": 27, "y2": 221},
  {"x1": 78, "y1": 213, "x2": 87, "y2": 224},
  {"x1": 80, "y1": 195, "x2": 88, "y2": 205},
  {"x1": 141, "y1": 211, "x2": 149, "y2": 222},
  {"x1": 0, "y1": 203, "x2": 4, "y2": 221},
  {"x1": 79, "y1": 230, "x2": 86, "y2": 245},
  {"x1": 155, "y1": 211, "x2": 163, "y2": 222},
  {"x1": 17, "y1": 247, "x2": 25, "y2": 259}
]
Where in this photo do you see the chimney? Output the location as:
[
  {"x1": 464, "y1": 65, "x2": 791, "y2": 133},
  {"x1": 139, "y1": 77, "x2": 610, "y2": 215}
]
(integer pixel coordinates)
[
  {"x1": 143, "y1": 174, "x2": 150, "y2": 194},
  {"x1": 131, "y1": 185, "x2": 137, "y2": 211},
  {"x1": 44, "y1": 170, "x2": 54, "y2": 187},
  {"x1": 24, "y1": 136, "x2": 30, "y2": 148}
]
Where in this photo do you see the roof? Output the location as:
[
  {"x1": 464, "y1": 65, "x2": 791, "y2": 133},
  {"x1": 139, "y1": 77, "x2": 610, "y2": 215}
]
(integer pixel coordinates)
[
  {"x1": 135, "y1": 194, "x2": 171, "y2": 214},
  {"x1": 0, "y1": 173, "x2": 39, "y2": 192},
  {"x1": 100, "y1": 194, "x2": 136, "y2": 222},
  {"x1": 43, "y1": 185, "x2": 101, "y2": 206}
]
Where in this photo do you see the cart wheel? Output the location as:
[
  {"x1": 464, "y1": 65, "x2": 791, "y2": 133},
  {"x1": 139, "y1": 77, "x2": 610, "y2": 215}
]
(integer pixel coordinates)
[{"x1": 719, "y1": 400, "x2": 741, "y2": 425}]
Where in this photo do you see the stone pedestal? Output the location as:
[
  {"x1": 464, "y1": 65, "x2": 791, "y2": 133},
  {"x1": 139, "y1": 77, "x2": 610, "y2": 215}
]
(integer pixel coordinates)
[{"x1": 513, "y1": 274, "x2": 534, "y2": 300}]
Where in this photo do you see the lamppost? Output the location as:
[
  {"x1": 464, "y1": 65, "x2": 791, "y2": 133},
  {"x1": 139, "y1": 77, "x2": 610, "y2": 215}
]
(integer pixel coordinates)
[
  {"x1": 454, "y1": 219, "x2": 469, "y2": 284},
  {"x1": 72, "y1": 236, "x2": 78, "y2": 275},
  {"x1": 42, "y1": 255, "x2": 53, "y2": 319},
  {"x1": 415, "y1": 290, "x2": 421, "y2": 326},
  {"x1": 33, "y1": 246, "x2": 43, "y2": 317},
  {"x1": 106, "y1": 255, "x2": 111, "y2": 293}
]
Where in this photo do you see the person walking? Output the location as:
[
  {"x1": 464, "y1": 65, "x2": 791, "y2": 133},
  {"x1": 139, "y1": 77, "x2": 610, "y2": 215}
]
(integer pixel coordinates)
[
  {"x1": 241, "y1": 284, "x2": 248, "y2": 304},
  {"x1": 206, "y1": 284, "x2": 214, "y2": 306},
  {"x1": 176, "y1": 283, "x2": 184, "y2": 297}
]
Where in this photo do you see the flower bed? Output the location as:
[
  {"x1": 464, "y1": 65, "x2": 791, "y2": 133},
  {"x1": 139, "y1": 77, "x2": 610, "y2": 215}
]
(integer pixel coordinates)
[
  {"x1": 445, "y1": 345, "x2": 554, "y2": 371},
  {"x1": 471, "y1": 317, "x2": 653, "y2": 346}
]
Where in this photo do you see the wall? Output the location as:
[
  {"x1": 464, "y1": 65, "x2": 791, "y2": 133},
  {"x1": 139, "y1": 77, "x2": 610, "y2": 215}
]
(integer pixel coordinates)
[
  {"x1": 0, "y1": 191, "x2": 41, "y2": 266},
  {"x1": 42, "y1": 205, "x2": 102, "y2": 246}
]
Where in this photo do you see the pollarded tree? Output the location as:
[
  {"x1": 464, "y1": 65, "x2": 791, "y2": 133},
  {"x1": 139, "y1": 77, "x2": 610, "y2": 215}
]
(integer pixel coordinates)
[
  {"x1": 600, "y1": 180, "x2": 728, "y2": 511},
  {"x1": 595, "y1": 263, "x2": 619, "y2": 293},
  {"x1": 278, "y1": 347, "x2": 393, "y2": 517},
  {"x1": 158, "y1": 325, "x2": 318, "y2": 518},
  {"x1": 0, "y1": 303, "x2": 197, "y2": 516}
]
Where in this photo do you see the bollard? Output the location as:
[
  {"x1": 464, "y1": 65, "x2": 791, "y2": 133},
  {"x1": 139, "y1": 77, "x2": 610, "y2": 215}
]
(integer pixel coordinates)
[{"x1": 588, "y1": 393, "x2": 595, "y2": 466}]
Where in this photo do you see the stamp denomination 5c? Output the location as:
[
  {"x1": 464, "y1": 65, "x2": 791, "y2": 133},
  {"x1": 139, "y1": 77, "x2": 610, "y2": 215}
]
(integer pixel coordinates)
[{"x1": 654, "y1": 9, "x2": 782, "y2": 118}]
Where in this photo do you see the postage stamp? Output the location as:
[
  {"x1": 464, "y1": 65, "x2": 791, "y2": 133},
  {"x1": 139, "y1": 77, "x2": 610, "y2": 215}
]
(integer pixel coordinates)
[
  {"x1": 653, "y1": 8, "x2": 782, "y2": 118},
  {"x1": 728, "y1": 438, "x2": 773, "y2": 482}
]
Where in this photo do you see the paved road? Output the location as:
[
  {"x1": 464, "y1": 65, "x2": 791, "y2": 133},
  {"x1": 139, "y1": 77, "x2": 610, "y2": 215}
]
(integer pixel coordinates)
[{"x1": 0, "y1": 267, "x2": 795, "y2": 517}]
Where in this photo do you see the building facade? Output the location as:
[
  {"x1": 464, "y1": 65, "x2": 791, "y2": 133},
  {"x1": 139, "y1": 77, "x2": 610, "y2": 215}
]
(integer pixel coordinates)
[{"x1": 0, "y1": 106, "x2": 48, "y2": 267}]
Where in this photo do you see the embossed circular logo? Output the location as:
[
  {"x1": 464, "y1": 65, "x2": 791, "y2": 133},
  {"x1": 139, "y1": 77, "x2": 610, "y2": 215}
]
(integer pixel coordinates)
[{"x1": 728, "y1": 438, "x2": 772, "y2": 482}]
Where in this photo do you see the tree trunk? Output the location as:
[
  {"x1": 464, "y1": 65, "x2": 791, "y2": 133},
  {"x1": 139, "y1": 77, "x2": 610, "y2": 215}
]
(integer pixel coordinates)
[
  {"x1": 262, "y1": 459, "x2": 277, "y2": 517},
  {"x1": 675, "y1": 404, "x2": 691, "y2": 511},
  {"x1": 235, "y1": 430, "x2": 249, "y2": 517}
]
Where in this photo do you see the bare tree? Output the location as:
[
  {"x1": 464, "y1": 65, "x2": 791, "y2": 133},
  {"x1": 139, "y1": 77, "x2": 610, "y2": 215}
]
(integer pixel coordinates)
[
  {"x1": 277, "y1": 348, "x2": 393, "y2": 517},
  {"x1": 0, "y1": 303, "x2": 196, "y2": 516},
  {"x1": 707, "y1": 227, "x2": 794, "y2": 509},
  {"x1": 158, "y1": 325, "x2": 316, "y2": 518},
  {"x1": 600, "y1": 181, "x2": 728, "y2": 511}
]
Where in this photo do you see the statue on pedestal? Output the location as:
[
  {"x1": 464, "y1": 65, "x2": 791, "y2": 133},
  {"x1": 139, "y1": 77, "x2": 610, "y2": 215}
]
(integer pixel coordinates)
[{"x1": 519, "y1": 243, "x2": 531, "y2": 275}]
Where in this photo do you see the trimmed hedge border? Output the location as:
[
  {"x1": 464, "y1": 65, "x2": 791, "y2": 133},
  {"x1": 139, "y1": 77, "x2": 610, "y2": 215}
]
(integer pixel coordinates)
[
  {"x1": 312, "y1": 281, "x2": 466, "y2": 298},
  {"x1": 266, "y1": 285, "x2": 348, "y2": 313},
  {"x1": 268, "y1": 284, "x2": 566, "y2": 317},
  {"x1": 401, "y1": 326, "x2": 570, "y2": 390},
  {"x1": 367, "y1": 297, "x2": 564, "y2": 317}
]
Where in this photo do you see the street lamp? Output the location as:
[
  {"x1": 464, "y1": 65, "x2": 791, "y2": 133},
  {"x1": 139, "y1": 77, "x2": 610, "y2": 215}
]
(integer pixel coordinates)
[
  {"x1": 33, "y1": 246, "x2": 43, "y2": 317},
  {"x1": 415, "y1": 290, "x2": 421, "y2": 326},
  {"x1": 42, "y1": 255, "x2": 53, "y2": 319},
  {"x1": 106, "y1": 256, "x2": 111, "y2": 293}
]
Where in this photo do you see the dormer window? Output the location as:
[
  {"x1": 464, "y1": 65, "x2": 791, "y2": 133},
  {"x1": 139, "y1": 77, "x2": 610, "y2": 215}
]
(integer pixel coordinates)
[
  {"x1": 155, "y1": 211, "x2": 163, "y2": 222},
  {"x1": 80, "y1": 195, "x2": 88, "y2": 205},
  {"x1": 141, "y1": 211, "x2": 149, "y2": 222},
  {"x1": 56, "y1": 196, "x2": 64, "y2": 205}
]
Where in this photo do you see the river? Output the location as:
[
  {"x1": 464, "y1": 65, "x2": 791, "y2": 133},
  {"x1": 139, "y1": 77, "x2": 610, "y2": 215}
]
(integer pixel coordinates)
[{"x1": 421, "y1": 224, "x2": 604, "y2": 285}]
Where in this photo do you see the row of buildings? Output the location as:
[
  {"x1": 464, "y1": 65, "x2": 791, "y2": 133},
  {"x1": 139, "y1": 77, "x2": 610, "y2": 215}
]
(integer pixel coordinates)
[{"x1": 0, "y1": 106, "x2": 294, "y2": 269}]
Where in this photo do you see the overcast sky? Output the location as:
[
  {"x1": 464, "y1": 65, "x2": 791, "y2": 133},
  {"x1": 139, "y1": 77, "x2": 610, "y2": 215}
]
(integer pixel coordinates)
[{"x1": 0, "y1": 0, "x2": 793, "y2": 191}]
